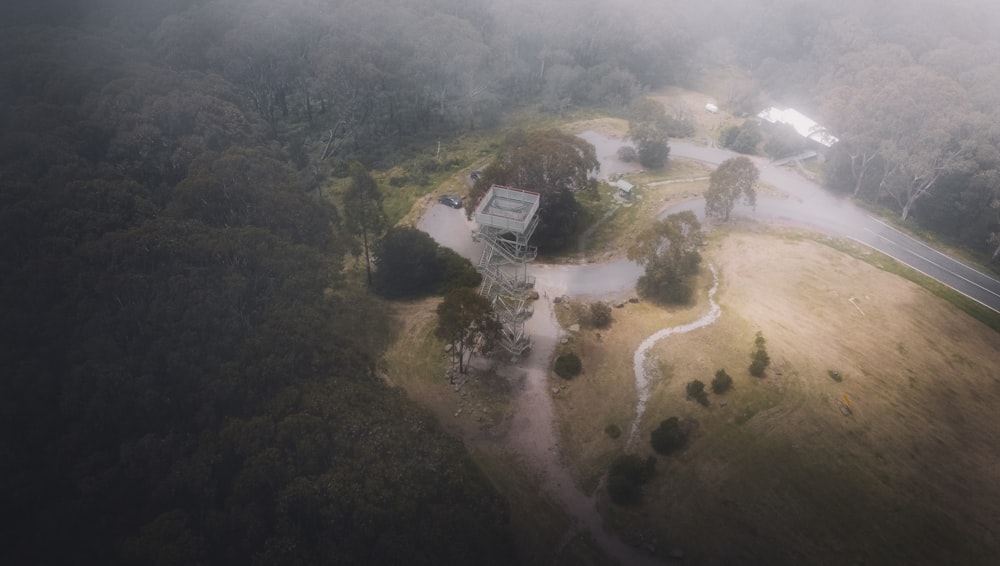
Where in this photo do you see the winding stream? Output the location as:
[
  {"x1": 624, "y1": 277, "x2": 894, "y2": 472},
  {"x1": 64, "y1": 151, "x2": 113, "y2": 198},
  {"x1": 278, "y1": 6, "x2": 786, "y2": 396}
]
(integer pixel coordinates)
[{"x1": 627, "y1": 265, "x2": 721, "y2": 448}]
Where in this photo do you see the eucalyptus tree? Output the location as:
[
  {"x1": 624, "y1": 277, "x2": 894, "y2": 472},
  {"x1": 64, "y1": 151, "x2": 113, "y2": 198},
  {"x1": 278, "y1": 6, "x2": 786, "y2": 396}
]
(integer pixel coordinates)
[
  {"x1": 435, "y1": 287, "x2": 502, "y2": 374},
  {"x1": 825, "y1": 63, "x2": 974, "y2": 219},
  {"x1": 627, "y1": 211, "x2": 703, "y2": 304},
  {"x1": 343, "y1": 162, "x2": 386, "y2": 286},
  {"x1": 705, "y1": 156, "x2": 759, "y2": 222}
]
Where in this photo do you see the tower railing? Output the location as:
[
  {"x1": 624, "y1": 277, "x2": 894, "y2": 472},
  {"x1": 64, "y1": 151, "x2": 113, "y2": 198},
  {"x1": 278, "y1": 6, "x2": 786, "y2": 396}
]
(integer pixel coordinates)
[{"x1": 472, "y1": 185, "x2": 540, "y2": 356}]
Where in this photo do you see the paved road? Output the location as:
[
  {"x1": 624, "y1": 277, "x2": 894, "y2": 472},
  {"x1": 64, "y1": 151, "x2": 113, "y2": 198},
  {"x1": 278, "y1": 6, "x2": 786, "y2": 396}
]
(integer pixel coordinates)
[
  {"x1": 669, "y1": 140, "x2": 1000, "y2": 314},
  {"x1": 419, "y1": 134, "x2": 1000, "y2": 313}
]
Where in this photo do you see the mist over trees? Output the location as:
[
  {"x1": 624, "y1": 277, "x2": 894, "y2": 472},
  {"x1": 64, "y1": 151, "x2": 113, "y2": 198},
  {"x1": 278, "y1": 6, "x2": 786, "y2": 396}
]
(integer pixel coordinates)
[{"x1": 3, "y1": 0, "x2": 1000, "y2": 563}]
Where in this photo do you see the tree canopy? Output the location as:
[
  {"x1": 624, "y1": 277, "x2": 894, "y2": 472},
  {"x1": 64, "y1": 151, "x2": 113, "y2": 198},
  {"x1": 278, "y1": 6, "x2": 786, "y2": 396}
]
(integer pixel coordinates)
[
  {"x1": 436, "y1": 287, "x2": 502, "y2": 374},
  {"x1": 627, "y1": 211, "x2": 704, "y2": 304},
  {"x1": 651, "y1": 417, "x2": 689, "y2": 455},
  {"x1": 470, "y1": 129, "x2": 599, "y2": 251},
  {"x1": 373, "y1": 226, "x2": 480, "y2": 299},
  {"x1": 705, "y1": 157, "x2": 760, "y2": 222},
  {"x1": 628, "y1": 98, "x2": 672, "y2": 168}
]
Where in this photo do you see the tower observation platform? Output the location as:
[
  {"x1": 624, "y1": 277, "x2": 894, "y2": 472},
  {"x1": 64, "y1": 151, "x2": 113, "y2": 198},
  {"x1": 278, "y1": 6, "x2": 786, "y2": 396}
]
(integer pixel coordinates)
[{"x1": 472, "y1": 185, "x2": 540, "y2": 356}]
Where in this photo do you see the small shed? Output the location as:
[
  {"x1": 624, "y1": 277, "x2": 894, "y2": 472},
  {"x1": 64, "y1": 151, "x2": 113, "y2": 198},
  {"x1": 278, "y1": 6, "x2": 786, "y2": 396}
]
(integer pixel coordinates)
[{"x1": 614, "y1": 179, "x2": 635, "y2": 199}]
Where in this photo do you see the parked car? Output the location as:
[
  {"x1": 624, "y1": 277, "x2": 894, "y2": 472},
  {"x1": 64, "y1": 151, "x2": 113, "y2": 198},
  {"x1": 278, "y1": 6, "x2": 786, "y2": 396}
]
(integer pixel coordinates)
[{"x1": 438, "y1": 195, "x2": 463, "y2": 208}]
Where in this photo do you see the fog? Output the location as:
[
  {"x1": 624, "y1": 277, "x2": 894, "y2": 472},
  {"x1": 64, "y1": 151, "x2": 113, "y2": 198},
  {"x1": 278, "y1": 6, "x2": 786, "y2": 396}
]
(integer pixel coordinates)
[{"x1": 3, "y1": 0, "x2": 1000, "y2": 564}]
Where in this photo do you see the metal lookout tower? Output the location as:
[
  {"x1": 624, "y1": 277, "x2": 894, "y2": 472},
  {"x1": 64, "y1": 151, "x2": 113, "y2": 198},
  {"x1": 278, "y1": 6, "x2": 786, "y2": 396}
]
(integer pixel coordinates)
[{"x1": 472, "y1": 185, "x2": 540, "y2": 356}]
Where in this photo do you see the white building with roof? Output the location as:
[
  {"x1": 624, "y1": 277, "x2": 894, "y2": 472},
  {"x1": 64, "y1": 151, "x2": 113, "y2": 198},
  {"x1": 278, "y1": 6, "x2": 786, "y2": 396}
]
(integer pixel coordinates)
[{"x1": 757, "y1": 106, "x2": 839, "y2": 148}]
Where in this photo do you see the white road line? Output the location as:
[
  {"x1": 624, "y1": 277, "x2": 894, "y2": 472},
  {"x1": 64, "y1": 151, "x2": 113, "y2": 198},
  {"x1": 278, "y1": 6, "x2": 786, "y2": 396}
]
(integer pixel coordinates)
[
  {"x1": 867, "y1": 215, "x2": 1000, "y2": 286},
  {"x1": 869, "y1": 231, "x2": 1000, "y2": 301},
  {"x1": 856, "y1": 231, "x2": 1000, "y2": 314}
]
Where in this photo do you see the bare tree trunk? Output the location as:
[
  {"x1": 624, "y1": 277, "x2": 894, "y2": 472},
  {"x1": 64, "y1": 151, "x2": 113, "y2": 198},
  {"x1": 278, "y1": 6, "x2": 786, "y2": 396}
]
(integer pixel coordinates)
[
  {"x1": 850, "y1": 150, "x2": 877, "y2": 197},
  {"x1": 361, "y1": 223, "x2": 372, "y2": 287}
]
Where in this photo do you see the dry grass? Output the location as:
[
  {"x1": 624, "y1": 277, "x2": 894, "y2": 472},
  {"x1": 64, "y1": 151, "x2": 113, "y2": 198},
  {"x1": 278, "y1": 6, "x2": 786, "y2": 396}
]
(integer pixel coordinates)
[
  {"x1": 386, "y1": 89, "x2": 1000, "y2": 563},
  {"x1": 381, "y1": 299, "x2": 609, "y2": 565},
  {"x1": 549, "y1": 269, "x2": 718, "y2": 493},
  {"x1": 562, "y1": 117, "x2": 629, "y2": 138},
  {"x1": 554, "y1": 230, "x2": 1000, "y2": 564},
  {"x1": 382, "y1": 299, "x2": 514, "y2": 441}
]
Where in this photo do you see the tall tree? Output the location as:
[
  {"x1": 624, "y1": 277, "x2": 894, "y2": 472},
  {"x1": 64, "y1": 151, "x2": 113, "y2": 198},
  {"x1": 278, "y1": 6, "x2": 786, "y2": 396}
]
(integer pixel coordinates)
[
  {"x1": 824, "y1": 64, "x2": 974, "y2": 219},
  {"x1": 627, "y1": 211, "x2": 703, "y2": 304},
  {"x1": 435, "y1": 287, "x2": 502, "y2": 373},
  {"x1": 470, "y1": 129, "x2": 599, "y2": 250},
  {"x1": 343, "y1": 161, "x2": 386, "y2": 286},
  {"x1": 628, "y1": 98, "x2": 671, "y2": 168},
  {"x1": 373, "y1": 226, "x2": 439, "y2": 299},
  {"x1": 705, "y1": 156, "x2": 759, "y2": 222}
]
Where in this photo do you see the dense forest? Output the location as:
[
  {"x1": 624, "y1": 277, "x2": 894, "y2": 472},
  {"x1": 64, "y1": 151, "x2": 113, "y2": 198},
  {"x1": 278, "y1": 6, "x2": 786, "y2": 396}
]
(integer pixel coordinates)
[{"x1": 3, "y1": 0, "x2": 1000, "y2": 564}]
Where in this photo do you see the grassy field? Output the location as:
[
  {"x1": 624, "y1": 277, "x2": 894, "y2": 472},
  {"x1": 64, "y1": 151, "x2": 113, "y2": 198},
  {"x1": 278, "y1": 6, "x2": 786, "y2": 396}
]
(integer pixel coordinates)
[
  {"x1": 375, "y1": 98, "x2": 1000, "y2": 563},
  {"x1": 551, "y1": 228, "x2": 1000, "y2": 564}
]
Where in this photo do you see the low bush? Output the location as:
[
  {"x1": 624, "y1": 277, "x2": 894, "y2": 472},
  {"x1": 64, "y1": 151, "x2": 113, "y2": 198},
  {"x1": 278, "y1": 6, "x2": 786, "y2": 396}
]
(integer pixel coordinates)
[
  {"x1": 607, "y1": 454, "x2": 656, "y2": 506},
  {"x1": 617, "y1": 145, "x2": 638, "y2": 163},
  {"x1": 711, "y1": 369, "x2": 733, "y2": 393},
  {"x1": 604, "y1": 424, "x2": 621, "y2": 439},
  {"x1": 589, "y1": 301, "x2": 612, "y2": 329},
  {"x1": 650, "y1": 417, "x2": 688, "y2": 455},
  {"x1": 720, "y1": 121, "x2": 761, "y2": 155},
  {"x1": 686, "y1": 379, "x2": 708, "y2": 405},
  {"x1": 554, "y1": 352, "x2": 582, "y2": 379},
  {"x1": 749, "y1": 331, "x2": 770, "y2": 377},
  {"x1": 637, "y1": 139, "x2": 670, "y2": 169}
]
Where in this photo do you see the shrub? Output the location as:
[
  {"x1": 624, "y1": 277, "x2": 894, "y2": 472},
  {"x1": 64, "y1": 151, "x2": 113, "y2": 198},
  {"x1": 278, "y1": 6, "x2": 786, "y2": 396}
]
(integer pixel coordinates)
[
  {"x1": 749, "y1": 331, "x2": 770, "y2": 377},
  {"x1": 604, "y1": 424, "x2": 621, "y2": 439},
  {"x1": 617, "y1": 145, "x2": 638, "y2": 163},
  {"x1": 637, "y1": 139, "x2": 670, "y2": 168},
  {"x1": 607, "y1": 454, "x2": 656, "y2": 506},
  {"x1": 589, "y1": 301, "x2": 612, "y2": 329},
  {"x1": 554, "y1": 352, "x2": 582, "y2": 379},
  {"x1": 650, "y1": 417, "x2": 687, "y2": 455},
  {"x1": 720, "y1": 125, "x2": 740, "y2": 149},
  {"x1": 686, "y1": 379, "x2": 708, "y2": 405},
  {"x1": 720, "y1": 121, "x2": 761, "y2": 154},
  {"x1": 711, "y1": 369, "x2": 733, "y2": 393},
  {"x1": 828, "y1": 370, "x2": 843, "y2": 382}
]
